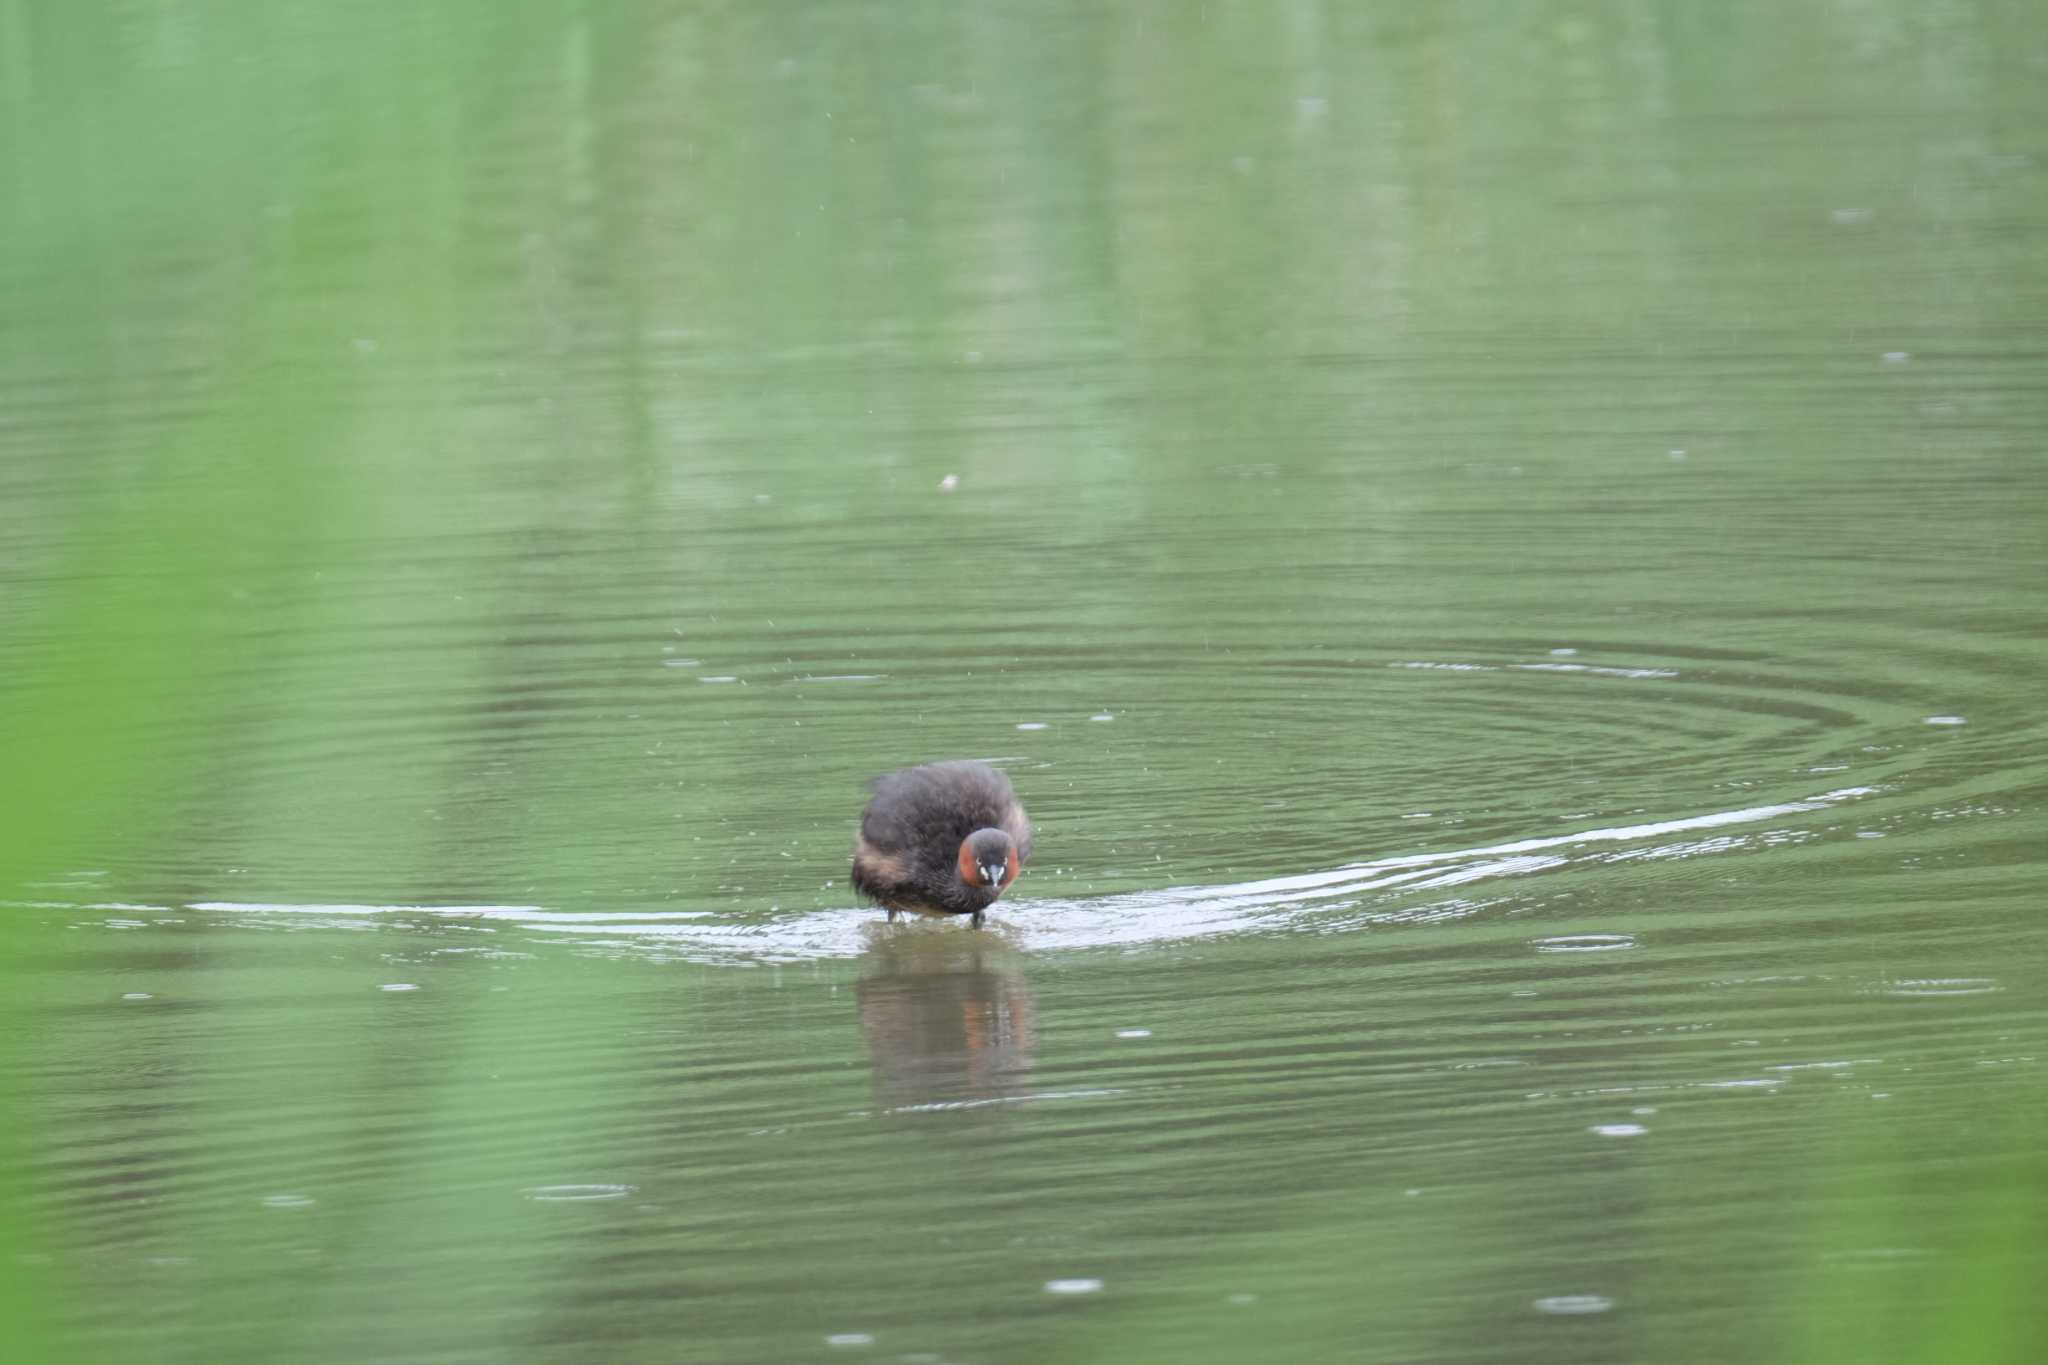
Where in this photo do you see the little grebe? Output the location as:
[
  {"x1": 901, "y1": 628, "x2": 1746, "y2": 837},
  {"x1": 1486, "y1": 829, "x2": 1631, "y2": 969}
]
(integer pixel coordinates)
[{"x1": 850, "y1": 760, "x2": 1032, "y2": 929}]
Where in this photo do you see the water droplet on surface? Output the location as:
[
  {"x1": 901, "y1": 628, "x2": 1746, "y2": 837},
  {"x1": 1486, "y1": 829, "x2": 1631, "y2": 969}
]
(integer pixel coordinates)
[
  {"x1": 1534, "y1": 1295, "x2": 1614, "y2": 1315},
  {"x1": 261, "y1": 1194, "x2": 316, "y2": 1210},
  {"x1": 698, "y1": 675, "x2": 739, "y2": 684},
  {"x1": 379, "y1": 983, "x2": 419, "y2": 992},
  {"x1": 1044, "y1": 1278, "x2": 1103, "y2": 1295},
  {"x1": 121, "y1": 992, "x2": 153, "y2": 1001},
  {"x1": 1549, "y1": 647, "x2": 1578, "y2": 656},
  {"x1": 937, "y1": 474, "x2": 959, "y2": 492},
  {"x1": 1589, "y1": 1123, "x2": 1647, "y2": 1137},
  {"x1": 1015, "y1": 722, "x2": 1049, "y2": 731},
  {"x1": 1227, "y1": 1292, "x2": 1259, "y2": 1305},
  {"x1": 824, "y1": 1333, "x2": 874, "y2": 1348},
  {"x1": 1089, "y1": 712, "x2": 1115, "y2": 722},
  {"x1": 1115, "y1": 1029, "x2": 1152, "y2": 1039},
  {"x1": 1881, "y1": 351, "x2": 1911, "y2": 365},
  {"x1": 1923, "y1": 715, "x2": 1966, "y2": 726}
]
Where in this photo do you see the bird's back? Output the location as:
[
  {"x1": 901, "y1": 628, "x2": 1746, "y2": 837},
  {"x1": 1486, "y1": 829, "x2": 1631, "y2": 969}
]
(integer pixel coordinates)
[{"x1": 862, "y1": 761, "x2": 1032, "y2": 873}]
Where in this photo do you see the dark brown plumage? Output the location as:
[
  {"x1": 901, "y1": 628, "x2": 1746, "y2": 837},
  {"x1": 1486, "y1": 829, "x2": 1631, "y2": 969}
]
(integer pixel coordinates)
[{"x1": 850, "y1": 760, "x2": 1033, "y2": 928}]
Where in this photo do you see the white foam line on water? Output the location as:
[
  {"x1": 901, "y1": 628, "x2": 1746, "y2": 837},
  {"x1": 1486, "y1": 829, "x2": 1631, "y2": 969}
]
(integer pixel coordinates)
[
  {"x1": 188, "y1": 903, "x2": 720, "y2": 929},
  {"x1": 498, "y1": 910, "x2": 715, "y2": 923},
  {"x1": 188, "y1": 902, "x2": 550, "y2": 917},
  {"x1": 884, "y1": 1088, "x2": 1127, "y2": 1114},
  {"x1": 1390, "y1": 660, "x2": 1679, "y2": 680},
  {"x1": 133, "y1": 787, "x2": 1880, "y2": 966},
  {"x1": 1190, "y1": 786, "x2": 1876, "y2": 899},
  {"x1": 1509, "y1": 662, "x2": 1680, "y2": 679}
]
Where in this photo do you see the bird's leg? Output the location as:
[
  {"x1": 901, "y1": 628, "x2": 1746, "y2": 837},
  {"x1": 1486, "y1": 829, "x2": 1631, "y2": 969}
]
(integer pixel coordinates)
[
  {"x1": 886, "y1": 907, "x2": 899, "y2": 924},
  {"x1": 970, "y1": 909, "x2": 984, "y2": 930}
]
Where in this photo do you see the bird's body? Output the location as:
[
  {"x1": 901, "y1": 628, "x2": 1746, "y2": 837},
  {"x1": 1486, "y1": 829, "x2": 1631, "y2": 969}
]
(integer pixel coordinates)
[{"x1": 851, "y1": 760, "x2": 1032, "y2": 928}]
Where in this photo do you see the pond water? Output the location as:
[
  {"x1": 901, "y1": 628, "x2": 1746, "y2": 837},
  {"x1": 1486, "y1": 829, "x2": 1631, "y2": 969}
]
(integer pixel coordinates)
[{"x1": 5, "y1": 4, "x2": 2045, "y2": 1363}]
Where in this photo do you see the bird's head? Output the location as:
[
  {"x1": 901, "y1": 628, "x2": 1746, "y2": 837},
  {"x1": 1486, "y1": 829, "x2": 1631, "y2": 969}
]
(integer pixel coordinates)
[{"x1": 956, "y1": 828, "x2": 1020, "y2": 897}]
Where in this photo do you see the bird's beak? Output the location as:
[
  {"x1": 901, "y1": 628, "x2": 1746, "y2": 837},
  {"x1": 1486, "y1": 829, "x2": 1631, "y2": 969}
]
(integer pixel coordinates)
[{"x1": 980, "y1": 863, "x2": 1005, "y2": 890}]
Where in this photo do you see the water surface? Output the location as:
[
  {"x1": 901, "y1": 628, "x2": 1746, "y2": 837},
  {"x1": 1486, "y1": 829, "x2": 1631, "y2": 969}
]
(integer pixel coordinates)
[{"x1": 5, "y1": 4, "x2": 2046, "y2": 1362}]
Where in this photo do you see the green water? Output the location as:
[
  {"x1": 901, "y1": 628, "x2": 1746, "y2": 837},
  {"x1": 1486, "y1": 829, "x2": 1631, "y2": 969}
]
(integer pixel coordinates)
[{"x1": 5, "y1": 4, "x2": 2046, "y2": 1362}]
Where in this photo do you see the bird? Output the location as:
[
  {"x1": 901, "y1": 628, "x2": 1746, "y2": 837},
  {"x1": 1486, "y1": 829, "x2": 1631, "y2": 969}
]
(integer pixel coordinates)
[{"x1": 850, "y1": 760, "x2": 1032, "y2": 929}]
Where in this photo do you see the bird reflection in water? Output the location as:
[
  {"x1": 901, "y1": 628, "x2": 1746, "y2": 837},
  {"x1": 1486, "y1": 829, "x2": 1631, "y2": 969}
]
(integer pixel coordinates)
[{"x1": 855, "y1": 926, "x2": 1037, "y2": 1113}]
